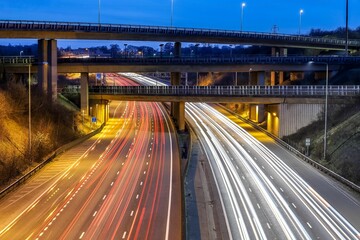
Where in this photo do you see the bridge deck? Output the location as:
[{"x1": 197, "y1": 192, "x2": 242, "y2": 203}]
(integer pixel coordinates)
[{"x1": 1, "y1": 20, "x2": 359, "y2": 50}]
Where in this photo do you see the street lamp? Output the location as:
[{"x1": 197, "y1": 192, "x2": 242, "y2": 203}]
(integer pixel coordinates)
[
  {"x1": 28, "y1": 61, "x2": 32, "y2": 160},
  {"x1": 345, "y1": 0, "x2": 349, "y2": 55},
  {"x1": 299, "y1": 9, "x2": 304, "y2": 35},
  {"x1": 171, "y1": 0, "x2": 174, "y2": 27},
  {"x1": 98, "y1": 0, "x2": 101, "y2": 25},
  {"x1": 20, "y1": 51, "x2": 24, "y2": 56},
  {"x1": 309, "y1": 61, "x2": 329, "y2": 160},
  {"x1": 241, "y1": 3, "x2": 246, "y2": 31}
]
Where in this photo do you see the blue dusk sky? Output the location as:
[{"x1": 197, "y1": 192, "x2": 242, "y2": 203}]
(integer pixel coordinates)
[{"x1": 0, "y1": 0, "x2": 359, "y2": 48}]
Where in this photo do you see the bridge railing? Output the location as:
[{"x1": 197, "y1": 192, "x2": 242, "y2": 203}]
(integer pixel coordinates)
[
  {"x1": 0, "y1": 56, "x2": 34, "y2": 64},
  {"x1": 58, "y1": 56, "x2": 360, "y2": 65},
  {"x1": 1, "y1": 20, "x2": 360, "y2": 48},
  {"x1": 77, "y1": 85, "x2": 360, "y2": 97}
]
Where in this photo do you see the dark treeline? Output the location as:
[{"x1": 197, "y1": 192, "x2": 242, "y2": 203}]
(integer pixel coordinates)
[{"x1": 309, "y1": 26, "x2": 360, "y2": 39}]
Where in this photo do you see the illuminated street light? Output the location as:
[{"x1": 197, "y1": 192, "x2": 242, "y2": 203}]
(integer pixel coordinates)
[
  {"x1": 299, "y1": 9, "x2": 304, "y2": 35},
  {"x1": 241, "y1": 2, "x2": 246, "y2": 31},
  {"x1": 309, "y1": 61, "x2": 329, "y2": 160}
]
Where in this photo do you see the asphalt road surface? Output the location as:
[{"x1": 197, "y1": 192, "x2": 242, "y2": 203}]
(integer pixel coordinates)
[{"x1": 0, "y1": 74, "x2": 181, "y2": 240}]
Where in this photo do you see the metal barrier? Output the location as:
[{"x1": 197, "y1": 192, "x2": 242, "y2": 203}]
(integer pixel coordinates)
[
  {"x1": 1, "y1": 20, "x2": 360, "y2": 49},
  {"x1": 75, "y1": 85, "x2": 360, "y2": 97}
]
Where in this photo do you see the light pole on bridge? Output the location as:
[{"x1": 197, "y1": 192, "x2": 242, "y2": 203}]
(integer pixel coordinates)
[
  {"x1": 299, "y1": 9, "x2": 304, "y2": 35},
  {"x1": 241, "y1": 2, "x2": 246, "y2": 31}
]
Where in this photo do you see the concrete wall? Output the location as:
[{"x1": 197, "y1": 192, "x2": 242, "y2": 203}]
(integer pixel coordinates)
[{"x1": 266, "y1": 104, "x2": 323, "y2": 138}]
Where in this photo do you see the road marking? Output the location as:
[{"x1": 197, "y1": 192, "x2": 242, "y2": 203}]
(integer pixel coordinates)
[
  {"x1": 93, "y1": 211, "x2": 97, "y2": 217},
  {"x1": 130, "y1": 210, "x2": 134, "y2": 216},
  {"x1": 103, "y1": 195, "x2": 107, "y2": 200},
  {"x1": 267, "y1": 223, "x2": 271, "y2": 229},
  {"x1": 270, "y1": 175, "x2": 274, "y2": 180},
  {"x1": 261, "y1": 166, "x2": 265, "y2": 169},
  {"x1": 307, "y1": 222, "x2": 312, "y2": 229},
  {"x1": 140, "y1": 182, "x2": 143, "y2": 186},
  {"x1": 254, "y1": 157, "x2": 257, "y2": 160},
  {"x1": 242, "y1": 176, "x2": 245, "y2": 180},
  {"x1": 249, "y1": 188, "x2": 252, "y2": 192},
  {"x1": 136, "y1": 194, "x2": 139, "y2": 199},
  {"x1": 122, "y1": 231, "x2": 127, "y2": 239},
  {"x1": 79, "y1": 232, "x2": 85, "y2": 239},
  {"x1": 280, "y1": 188, "x2": 284, "y2": 192},
  {"x1": 111, "y1": 182, "x2": 114, "y2": 186},
  {"x1": 257, "y1": 204, "x2": 261, "y2": 209},
  {"x1": 117, "y1": 171, "x2": 120, "y2": 175},
  {"x1": 236, "y1": 165, "x2": 239, "y2": 170},
  {"x1": 144, "y1": 171, "x2": 146, "y2": 174},
  {"x1": 292, "y1": 203, "x2": 297, "y2": 209}
]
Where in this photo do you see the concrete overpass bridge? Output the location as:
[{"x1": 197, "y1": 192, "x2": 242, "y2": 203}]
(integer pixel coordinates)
[{"x1": 60, "y1": 83, "x2": 359, "y2": 135}]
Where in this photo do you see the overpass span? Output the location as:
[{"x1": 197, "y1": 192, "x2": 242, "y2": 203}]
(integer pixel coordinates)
[
  {"x1": 62, "y1": 85, "x2": 360, "y2": 104},
  {"x1": 3, "y1": 56, "x2": 360, "y2": 73},
  {"x1": 1, "y1": 20, "x2": 360, "y2": 50}
]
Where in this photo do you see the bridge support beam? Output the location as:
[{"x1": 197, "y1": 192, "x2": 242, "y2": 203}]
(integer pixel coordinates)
[
  {"x1": 37, "y1": 39, "x2": 57, "y2": 101},
  {"x1": 170, "y1": 42, "x2": 185, "y2": 131},
  {"x1": 249, "y1": 71, "x2": 266, "y2": 123},
  {"x1": 80, "y1": 72, "x2": 89, "y2": 116}
]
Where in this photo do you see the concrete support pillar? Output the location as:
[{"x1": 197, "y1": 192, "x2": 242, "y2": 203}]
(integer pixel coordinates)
[
  {"x1": 174, "y1": 42, "x2": 181, "y2": 58},
  {"x1": 37, "y1": 39, "x2": 48, "y2": 92},
  {"x1": 270, "y1": 71, "x2": 276, "y2": 86},
  {"x1": 37, "y1": 39, "x2": 57, "y2": 101},
  {"x1": 279, "y1": 71, "x2": 284, "y2": 85},
  {"x1": 256, "y1": 71, "x2": 265, "y2": 85},
  {"x1": 171, "y1": 42, "x2": 185, "y2": 131},
  {"x1": 177, "y1": 101, "x2": 185, "y2": 131},
  {"x1": 48, "y1": 39, "x2": 57, "y2": 101},
  {"x1": 80, "y1": 72, "x2": 89, "y2": 116}
]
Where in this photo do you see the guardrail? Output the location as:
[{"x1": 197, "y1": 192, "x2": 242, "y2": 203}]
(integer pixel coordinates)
[
  {"x1": 60, "y1": 85, "x2": 360, "y2": 97},
  {"x1": 0, "y1": 56, "x2": 34, "y2": 64},
  {"x1": 1, "y1": 20, "x2": 360, "y2": 49},
  {"x1": 219, "y1": 105, "x2": 360, "y2": 193},
  {"x1": 0, "y1": 124, "x2": 104, "y2": 199}
]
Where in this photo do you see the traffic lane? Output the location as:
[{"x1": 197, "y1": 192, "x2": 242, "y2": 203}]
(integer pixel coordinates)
[
  {"x1": 0, "y1": 101, "x2": 128, "y2": 239},
  {"x1": 192, "y1": 103, "x2": 358, "y2": 239},
  {"x1": 214, "y1": 104, "x2": 360, "y2": 230}
]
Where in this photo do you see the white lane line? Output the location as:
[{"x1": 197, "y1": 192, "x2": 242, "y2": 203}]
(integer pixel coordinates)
[
  {"x1": 248, "y1": 188, "x2": 252, "y2": 193},
  {"x1": 79, "y1": 232, "x2": 85, "y2": 239},
  {"x1": 307, "y1": 222, "x2": 312, "y2": 229},
  {"x1": 136, "y1": 194, "x2": 139, "y2": 199},
  {"x1": 140, "y1": 182, "x2": 143, "y2": 186},
  {"x1": 111, "y1": 182, "x2": 114, "y2": 186},
  {"x1": 93, "y1": 211, "x2": 97, "y2": 217},
  {"x1": 103, "y1": 195, "x2": 107, "y2": 200},
  {"x1": 270, "y1": 175, "x2": 274, "y2": 180},
  {"x1": 122, "y1": 231, "x2": 127, "y2": 239},
  {"x1": 292, "y1": 203, "x2": 297, "y2": 209},
  {"x1": 267, "y1": 223, "x2": 271, "y2": 229},
  {"x1": 143, "y1": 171, "x2": 146, "y2": 175},
  {"x1": 130, "y1": 211, "x2": 134, "y2": 216},
  {"x1": 280, "y1": 188, "x2": 284, "y2": 192},
  {"x1": 257, "y1": 204, "x2": 261, "y2": 209}
]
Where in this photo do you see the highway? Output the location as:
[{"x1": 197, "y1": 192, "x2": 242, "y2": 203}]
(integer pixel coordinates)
[
  {"x1": 126, "y1": 73, "x2": 360, "y2": 240},
  {"x1": 0, "y1": 74, "x2": 181, "y2": 240}
]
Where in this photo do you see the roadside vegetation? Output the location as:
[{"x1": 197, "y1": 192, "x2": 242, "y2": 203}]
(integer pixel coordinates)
[{"x1": 0, "y1": 75, "x2": 91, "y2": 188}]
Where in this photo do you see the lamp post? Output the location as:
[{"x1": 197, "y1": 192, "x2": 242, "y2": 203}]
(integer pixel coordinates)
[
  {"x1": 28, "y1": 61, "x2": 32, "y2": 160},
  {"x1": 310, "y1": 61, "x2": 329, "y2": 160},
  {"x1": 241, "y1": 3, "x2": 246, "y2": 31},
  {"x1": 345, "y1": 0, "x2": 349, "y2": 55},
  {"x1": 299, "y1": 9, "x2": 304, "y2": 35},
  {"x1": 171, "y1": 0, "x2": 174, "y2": 27},
  {"x1": 98, "y1": 0, "x2": 101, "y2": 25}
]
